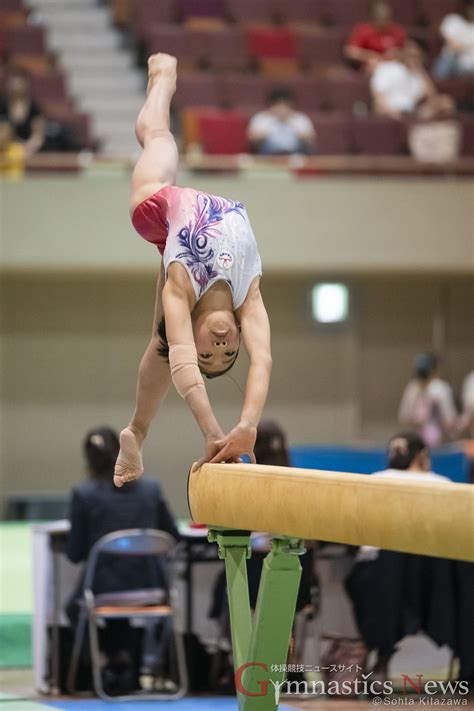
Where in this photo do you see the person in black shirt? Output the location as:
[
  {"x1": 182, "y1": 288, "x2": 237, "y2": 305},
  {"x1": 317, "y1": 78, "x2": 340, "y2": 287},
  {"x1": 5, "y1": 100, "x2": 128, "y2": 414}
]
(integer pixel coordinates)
[
  {"x1": 66, "y1": 426, "x2": 180, "y2": 691},
  {"x1": 0, "y1": 66, "x2": 45, "y2": 154}
]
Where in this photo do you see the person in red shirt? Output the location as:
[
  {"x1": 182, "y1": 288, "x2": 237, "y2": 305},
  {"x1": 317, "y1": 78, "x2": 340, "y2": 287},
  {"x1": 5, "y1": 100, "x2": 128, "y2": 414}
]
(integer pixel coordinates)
[{"x1": 345, "y1": 0, "x2": 407, "y2": 71}]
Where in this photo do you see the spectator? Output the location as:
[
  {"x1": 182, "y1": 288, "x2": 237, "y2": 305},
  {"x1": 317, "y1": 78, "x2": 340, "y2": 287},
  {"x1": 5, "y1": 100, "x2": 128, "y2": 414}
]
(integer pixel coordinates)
[
  {"x1": 0, "y1": 66, "x2": 45, "y2": 155},
  {"x1": 371, "y1": 40, "x2": 455, "y2": 120},
  {"x1": 345, "y1": 0, "x2": 407, "y2": 71},
  {"x1": 66, "y1": 426, "x2": 180, "y2": 694},
  {"x1": 459, "y1": 370, "x2": 474, "y2": 437},
  {"x1": 433, "y1": 0, "x2": 474, "y2": 79},
  {"x1": 247, "y1": 88, "x2": 315, "y2": 156},
  {"x1": 0, "y1": 120, "x2": 25, "y2": 177},
  {"x1": 346, "y1": 431, "x2": 452, "y2": 682},
  {"x1": 398, "y1": 352, "x2": 457, "y2": 447}
]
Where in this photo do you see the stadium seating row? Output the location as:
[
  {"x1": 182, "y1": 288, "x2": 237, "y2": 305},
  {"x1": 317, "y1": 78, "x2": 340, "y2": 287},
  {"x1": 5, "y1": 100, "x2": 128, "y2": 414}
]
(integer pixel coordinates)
[
  {"x1": 127, "y1": 0, "x2": 459, "y2": 28},
  {"x1": 182, "y1": 106, "x2": 474, "y2": 156}
]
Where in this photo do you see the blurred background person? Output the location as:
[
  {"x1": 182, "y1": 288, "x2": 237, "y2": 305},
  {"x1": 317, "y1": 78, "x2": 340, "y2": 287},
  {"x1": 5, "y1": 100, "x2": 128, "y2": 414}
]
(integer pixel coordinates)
[
  {"x1": 398, "y1": 353, "x2": 457, "y2": 447},
  {"x1": 66, "y1": 426, "x2": 180, "y2": 694},
  {"x1": 458, "y1": 370, "x2": 474, "y2": 437},
  {"x1": 247, "y1": 88, "x2": 316, "y2": 155},
  {"x1": 346, "y1": 432, "x2": 452, "y2": 681},
  {"x1": 433, "y1": 0, "x2": 474, "y2": 79},
  {"x1": 0, "y1": 120, "x2": 25, "y2": 177},
  {"x1": 345, "y1": 0, "x2": 407, "y2": 72},
  {"x1": 371, "y1": 40, "x2": 455, "y2": 120},
  {"x1": 0, "y1": 66, "x2": 45, "y2": 155}
]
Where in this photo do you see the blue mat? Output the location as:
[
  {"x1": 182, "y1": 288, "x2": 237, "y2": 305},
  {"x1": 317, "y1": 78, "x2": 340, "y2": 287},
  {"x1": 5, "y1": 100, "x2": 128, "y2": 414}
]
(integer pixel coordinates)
[
  {"x1": 43, "y1": 700, "x2": 294, "y2": 710},
  {"x1": 289, "y1": 445, "x2": 469, "y2": 483}
]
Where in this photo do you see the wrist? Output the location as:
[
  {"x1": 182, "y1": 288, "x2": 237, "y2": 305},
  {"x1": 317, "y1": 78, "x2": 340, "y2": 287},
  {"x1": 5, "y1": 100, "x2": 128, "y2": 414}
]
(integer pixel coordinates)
[{"x1": 239, "y1": 419, "x2": 258, "y2": 430}]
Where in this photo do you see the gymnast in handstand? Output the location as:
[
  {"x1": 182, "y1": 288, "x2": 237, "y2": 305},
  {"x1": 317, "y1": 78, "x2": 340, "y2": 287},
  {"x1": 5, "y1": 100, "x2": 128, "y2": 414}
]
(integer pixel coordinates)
[{"x1": 114, "y1": 54, "x2": 272, "y2": 487}]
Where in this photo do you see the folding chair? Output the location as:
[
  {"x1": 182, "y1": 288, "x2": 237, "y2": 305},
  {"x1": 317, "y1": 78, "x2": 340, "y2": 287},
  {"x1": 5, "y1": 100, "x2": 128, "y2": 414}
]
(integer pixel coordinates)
[{"x1": 67, "y1": 529, "x2": 187, "y2": 701}]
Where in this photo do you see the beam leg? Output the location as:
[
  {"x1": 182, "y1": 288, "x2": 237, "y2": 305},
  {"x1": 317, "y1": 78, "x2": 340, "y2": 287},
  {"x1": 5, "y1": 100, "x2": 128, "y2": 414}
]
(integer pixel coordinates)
[
  {"x1": 241, "y1": 537, "x2": 304, "y2": 711},
  {"x1": 208, "y1": 529, "x2": 253, "y2": 707}
]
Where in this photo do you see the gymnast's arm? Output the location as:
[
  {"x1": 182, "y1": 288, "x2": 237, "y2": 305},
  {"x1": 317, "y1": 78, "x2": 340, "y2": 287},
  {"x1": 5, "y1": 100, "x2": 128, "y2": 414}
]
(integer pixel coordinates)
[
  {"x1": 127, "y1": 263, "x2": 172, "y2": 443},
  {"x1": 162, "y1": 280, "x2": 225, "y2": 451},
  {"x1": 210, "y1": 281, "x2": 272, "y2": 463}
]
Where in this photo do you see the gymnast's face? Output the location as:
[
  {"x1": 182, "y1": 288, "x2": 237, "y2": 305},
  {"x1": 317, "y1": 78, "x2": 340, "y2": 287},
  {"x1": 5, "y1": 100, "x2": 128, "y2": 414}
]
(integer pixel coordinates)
[{"x1": 193, "y1": 311, "x2": 240, "y2": 376}]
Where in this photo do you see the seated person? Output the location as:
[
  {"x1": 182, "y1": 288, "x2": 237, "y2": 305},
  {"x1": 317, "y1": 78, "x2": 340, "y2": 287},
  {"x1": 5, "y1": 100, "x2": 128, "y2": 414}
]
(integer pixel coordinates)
[
  {"x1": 0, "y1": 66, "x2": 45, "y2": 155},
  {"x1": 0, "y1": 120, "x2": 25, "y2": 178},
  {"x1": 371, "y1": 40, "x2": 455, "y2": 120},
  {"x1": 247, "y1": 88, "x2": 316, "y2": 156},
  {"x1": 66, "y1": 426, "x2": 180, "y2": 692},
  {"x1": 345, "y1": 0, "x2": 407, "y2": 72},
  {"x1": 346, "y1": 432, "x2": 453, "y2": 681},
  {"x1": 433, "y1": 0, "x2": 474, "y2": 79}
]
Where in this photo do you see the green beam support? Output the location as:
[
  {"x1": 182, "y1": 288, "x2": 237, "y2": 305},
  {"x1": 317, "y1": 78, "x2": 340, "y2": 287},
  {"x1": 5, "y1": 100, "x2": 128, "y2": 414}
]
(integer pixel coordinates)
[{"x1": 209, "y1": 530, "x2": 305, "y2": 711}]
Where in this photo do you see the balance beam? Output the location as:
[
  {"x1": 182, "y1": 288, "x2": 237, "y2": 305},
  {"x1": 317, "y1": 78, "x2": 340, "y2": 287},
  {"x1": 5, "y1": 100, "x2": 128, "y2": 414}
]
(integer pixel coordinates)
[{"x1": 188, "y1": 463, "x2": 474, "y2": 562}]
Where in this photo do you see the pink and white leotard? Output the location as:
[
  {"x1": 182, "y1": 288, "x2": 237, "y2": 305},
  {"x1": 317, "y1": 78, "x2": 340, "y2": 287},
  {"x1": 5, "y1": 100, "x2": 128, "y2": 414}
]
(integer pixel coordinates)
[{"x1": 132, "y1": 185, "x2": 262, "y2": 309}]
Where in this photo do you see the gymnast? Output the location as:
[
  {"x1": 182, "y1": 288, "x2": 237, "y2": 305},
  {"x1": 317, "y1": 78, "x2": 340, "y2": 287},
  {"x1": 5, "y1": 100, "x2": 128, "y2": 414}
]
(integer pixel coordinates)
[{"x1": 114, "y1": 54, "x2": 272, "y2": 487}]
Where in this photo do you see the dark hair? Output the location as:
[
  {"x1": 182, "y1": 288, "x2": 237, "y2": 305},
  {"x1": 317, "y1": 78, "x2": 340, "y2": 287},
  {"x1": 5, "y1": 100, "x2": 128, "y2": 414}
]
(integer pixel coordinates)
[
  {"x1": 461, "y1": 0, "x2": 474, "y2": 16},
  {"x1": 254, "y1": 420, "x2": 290, "y2": 467},
  {"x1": 369, "y1": 0, "x2": 392, "y2": 17},
  {"x1": 414, "y1": 352, "x2": 439, "y2": 381},
  {"x1": 387, "y1": 431, "x2": 427, "y2": 470},
  {"x1": 156, "y1": 316, "x2": 240, "y2": 379},
  {"x1": 266, "y1": 87, "x2": 295, "y2": 106},
  {"x1": 83, "y1": 426, "x2": 120, "y2": 478}
]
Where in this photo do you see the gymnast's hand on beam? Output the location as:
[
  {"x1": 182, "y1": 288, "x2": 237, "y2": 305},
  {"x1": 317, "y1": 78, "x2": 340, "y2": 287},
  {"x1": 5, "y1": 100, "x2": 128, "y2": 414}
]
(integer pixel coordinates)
[{"x1": 208, "y1": 422, "x2": 257, "y2": 464}]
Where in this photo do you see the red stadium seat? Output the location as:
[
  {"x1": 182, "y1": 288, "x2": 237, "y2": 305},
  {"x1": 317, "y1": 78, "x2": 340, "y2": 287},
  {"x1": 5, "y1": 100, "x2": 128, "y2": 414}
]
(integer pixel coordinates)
[
  {"x1": 143, "y1": 25, "x2": 208, "y2": 67},
  {"x1": 319, "y1": 0, "x2": 370, "y2": 27},
  {"x1": 199, "y1": 26, "x2": 250, "y2": 71},
  {"x1": 271, "y1": 0, "x2": 318, "y2": 26},
  {"x1": 297, "y1": 28, "x2": 346, "y2": 69},
  {"x1": 174, "y1": 71, "x2": 219, "y2": 108},
  {"x1": 217, "y1": 73, "x2": 274, "y2": 109},
  {"x1": 31, "y1": 71, "x2": 67, "y2": 104},
  {"x1": 351, "y1": 116, "x2": 406, "y2": 155},
  {"x1": 6, "y1": 24, "x2": 45, "y2": 55},
  {"x1": 226, "y1": 0, "x2": 270, "y2": 24},
  {"x1": 132, "y1": 0, "x2": 178, "y2": 28},
  {"x1": 460, "y1": 116, "x2": 474, "y2": 156},
  {"x1": 286, "y1": 75, "x2": 331, "y2": 111},
  {"x1": 390, "y1": 0, "x2": 423, "y2": 26},
  {"x1": 247, "y1": 26, "x2": 297, "y2": 60},
  {"x1": 177, "y1": 0, "x2": 226, "y2": 20},
  {"x1": 308, "y1": 111, "x2": 352, "y2": 154},
  {"x1": 0, "y1": 0, "x2": 25, "y2": 11},
  {"x1": 197, "y1": 108, "x2": 249, "y2": 154},
  {"x1": 325, "y1": 69, "x2": 371, "y2": 111},
  {"x1": 436, "y1": 77, "x2": 474, "y2": 112},
  {"x1": 418, "y1": 0, "x2": 459, "y2": 27}
]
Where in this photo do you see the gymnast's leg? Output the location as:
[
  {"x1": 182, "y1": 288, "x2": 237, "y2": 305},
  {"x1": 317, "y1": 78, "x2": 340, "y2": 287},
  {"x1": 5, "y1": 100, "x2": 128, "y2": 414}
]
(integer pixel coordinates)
[
  {"x1": 114, "y1": 55, "x2": 178, "y2": 488},
  {"x1": 129, "y1": 53, "x2": 179, "y2": 214}
]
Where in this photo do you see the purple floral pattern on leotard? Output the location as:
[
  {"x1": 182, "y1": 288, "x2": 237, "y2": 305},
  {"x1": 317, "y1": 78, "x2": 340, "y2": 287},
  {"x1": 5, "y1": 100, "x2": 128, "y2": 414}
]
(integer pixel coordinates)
[{"x1": 175, "y1": 193, "x2": 244, "y2": 294}]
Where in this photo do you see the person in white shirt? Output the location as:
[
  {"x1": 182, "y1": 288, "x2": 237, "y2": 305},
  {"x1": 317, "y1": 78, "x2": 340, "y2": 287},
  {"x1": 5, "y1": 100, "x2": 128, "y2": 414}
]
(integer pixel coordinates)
[
  {"x1": 398, "y1": 352, "x2": 458, "y2": 448},
  {"x1": 247, "y1": 88, "x2": 316, "y2": 156},
  {"x1": 371, "y1": 40, "x2": 455, "y2": 119},
  {"x1": 458, "y1": 370, "x2": 474, "y2": 437},
  {"x1": 434, "y1": 0, "x2": 474, "y2": 79}
]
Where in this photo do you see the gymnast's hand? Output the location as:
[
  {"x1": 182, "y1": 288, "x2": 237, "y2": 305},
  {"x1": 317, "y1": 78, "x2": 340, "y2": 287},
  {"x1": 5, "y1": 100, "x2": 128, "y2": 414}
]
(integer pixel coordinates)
[
  {"x1": 113, "y1": 427, "x2": 144, "y2": 487},
  {"x1": 208, "y1": 422, "x2": 257, "y2": 464}
]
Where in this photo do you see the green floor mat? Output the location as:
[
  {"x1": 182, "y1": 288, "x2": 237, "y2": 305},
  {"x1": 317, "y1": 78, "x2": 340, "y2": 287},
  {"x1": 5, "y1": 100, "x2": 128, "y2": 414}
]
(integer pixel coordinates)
[{"x1": 0, "y1": 614, "x2": 33, "y2": 668}]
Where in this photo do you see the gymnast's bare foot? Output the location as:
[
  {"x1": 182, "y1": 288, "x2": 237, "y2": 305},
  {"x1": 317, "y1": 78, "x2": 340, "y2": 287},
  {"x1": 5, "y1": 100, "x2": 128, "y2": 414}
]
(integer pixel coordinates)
[
  {"x1": 147, "y1": 53, "x2": 177, "y2": 95},
  {"x1": 114, "y1": 427, "x2": 144, "y2": 488}
]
